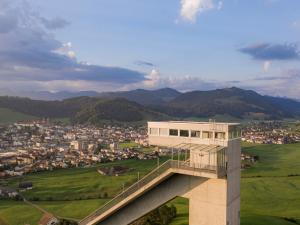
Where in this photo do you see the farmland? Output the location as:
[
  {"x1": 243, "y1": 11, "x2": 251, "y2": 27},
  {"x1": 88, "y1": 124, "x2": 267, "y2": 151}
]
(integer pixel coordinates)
[{"x1": 1, "y1": 143, "x2": 300, "y2": 225}]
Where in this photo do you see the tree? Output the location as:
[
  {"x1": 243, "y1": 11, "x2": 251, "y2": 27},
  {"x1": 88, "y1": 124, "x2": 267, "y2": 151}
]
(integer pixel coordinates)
[{"x1": 130, "y1": 204, "x2": 177, "y2": 225}]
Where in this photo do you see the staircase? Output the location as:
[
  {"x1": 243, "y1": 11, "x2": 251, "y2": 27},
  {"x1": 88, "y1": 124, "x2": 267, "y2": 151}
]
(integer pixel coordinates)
[{"x1": 79, "y1": 159, "x2": 220, "y2": 225}]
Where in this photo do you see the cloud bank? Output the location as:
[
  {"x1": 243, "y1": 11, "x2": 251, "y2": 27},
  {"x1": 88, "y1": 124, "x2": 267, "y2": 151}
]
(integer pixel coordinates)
[
  {"x1": 0, "y1": 0, "x2": 147, "y2": 91},
  {"x1": 239, "y1": 43, "x2": 300, "y2": 61}
]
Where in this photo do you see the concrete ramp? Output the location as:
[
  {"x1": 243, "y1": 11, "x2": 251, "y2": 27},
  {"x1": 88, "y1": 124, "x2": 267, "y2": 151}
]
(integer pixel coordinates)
[{"x1": 79, "y1": 159, "x2": 224, "y2": 225}]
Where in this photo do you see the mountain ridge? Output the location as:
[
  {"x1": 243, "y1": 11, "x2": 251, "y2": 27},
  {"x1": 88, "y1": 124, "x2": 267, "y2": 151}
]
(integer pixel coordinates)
[{"x1": 0, "y1": 87, "x2": 299, "y2": 123}]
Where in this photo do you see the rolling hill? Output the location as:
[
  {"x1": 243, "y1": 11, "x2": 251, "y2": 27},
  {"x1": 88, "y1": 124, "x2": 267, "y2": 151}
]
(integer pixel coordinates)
[
  {"x1": 163, "y1": 87, "x2": 300, "y2": 119},
  {"x1": 2, "y1": 88, "x2": 181, "y2": 104},
  {"x1": 0, "y1": 96, "x2": 169, "y2": 124},
  {"x1": 0, "y1": 87, "x2": 299, "y2": 123},
  {"x1": 71, "y1": 98, "x2": 169, "y2": 123},
  {"x1": 0, "y1": 108, "x2": 37, "y2": 124},
  {"x1": 99, "y1": 88, "x2": 181, "y2": 106}
]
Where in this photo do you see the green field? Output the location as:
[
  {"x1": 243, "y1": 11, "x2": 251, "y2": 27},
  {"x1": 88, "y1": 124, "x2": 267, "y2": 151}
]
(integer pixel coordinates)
[
  {"x1": 6, "y1": 159, "x2": 168, "y2": 201},
  {"x1": 119, "y1": 141, "x2": 155, "y2": 153},
  {"x1": 1, "y1": 143, "x2": 300, "y2": 225},
  {"x1": 119, "y1": 141, "x2": 140, "y2": 149},
  {"x1": 0, "y1": 108, "x2": 37, "y2": 124},
  {"x1": 1, "y1": 159, "x2": 168, "y2": 225},
  {"x1": 240, "y1": 143, "x2": 300, "y2": 225},
  {"x1": 0, "y1": 200, "x2": 42, "y2": 225}
]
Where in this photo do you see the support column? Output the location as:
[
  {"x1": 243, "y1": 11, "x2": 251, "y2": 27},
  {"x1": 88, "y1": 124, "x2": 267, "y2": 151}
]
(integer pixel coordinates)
[{"x1": 183, "y1": 178, "x2": 228, "y2": 225}]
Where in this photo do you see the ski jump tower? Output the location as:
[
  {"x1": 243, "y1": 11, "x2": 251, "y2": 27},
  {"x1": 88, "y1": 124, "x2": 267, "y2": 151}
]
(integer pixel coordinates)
[{"x1": 80, "y1": 121, "x2": 241, "y2": 225}]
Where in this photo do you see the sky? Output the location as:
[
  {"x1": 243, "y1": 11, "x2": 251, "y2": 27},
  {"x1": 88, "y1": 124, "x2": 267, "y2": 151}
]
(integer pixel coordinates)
[{"x1": 0, "y1": 0, "x2": 299, "y2": 98}]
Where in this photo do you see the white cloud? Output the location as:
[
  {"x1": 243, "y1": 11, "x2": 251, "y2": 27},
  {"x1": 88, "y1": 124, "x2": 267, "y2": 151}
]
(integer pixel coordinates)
[
  {"x1": 143, "y1": 69, "x2": 161, "y2": 88},
  {"x1": 263, "y1": 61, "x2": 272, "y2": 72},
  {"x1": 54, "y1": 42, "x2": 77, "y2": 59},
  {"x1": 124, "y1": 69, "x2": 220, "y2": 92},
  {"x1": 180, "y1": 0, "x2": 215, "y2": 22}
]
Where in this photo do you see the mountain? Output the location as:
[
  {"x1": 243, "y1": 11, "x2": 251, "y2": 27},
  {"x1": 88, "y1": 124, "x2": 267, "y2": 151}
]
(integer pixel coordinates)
[
  {"x1": 12, "y1": 90, "x2": 100, "y2": 101},
  {"x1": 163, "y1": 87, "x2": 300, "y2": 119},
  {"x1": 0, "y1": 88, "x2": 181, "y2": 103},
  {"x1": 0, "y1": 96, "x2": 78, "y2": 118},
  {"x1": 0, "y1": 87, "x2": 299, "y2": 123},
  {"x1": 99, "y1": 88, "x2": 181, "y2": 106},
  {"x1": 0, "y1": 96, "x2": 169, "y2": 123},
  {"x1": 72, "y1": 98, "x2": 169, "y2": 124}
]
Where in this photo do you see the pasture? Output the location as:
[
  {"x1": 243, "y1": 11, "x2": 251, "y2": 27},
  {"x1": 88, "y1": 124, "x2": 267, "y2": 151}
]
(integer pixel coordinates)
[{"x1": 1, "y1": 143, "x2": 300, "y2": 225}]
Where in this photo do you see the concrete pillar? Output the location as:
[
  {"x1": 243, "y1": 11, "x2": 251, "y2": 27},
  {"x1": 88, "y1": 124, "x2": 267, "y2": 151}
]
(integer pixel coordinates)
[{"x1": 183, "y1": 178, "x2": 227, "y2": 225}]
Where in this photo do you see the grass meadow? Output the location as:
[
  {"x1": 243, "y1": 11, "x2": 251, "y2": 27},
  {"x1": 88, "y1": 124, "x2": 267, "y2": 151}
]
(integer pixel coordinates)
[
  {"x1": 0, "y1": 108, "x2": 37, "y2": 124},
  {"x1": 1, "y1": 143, "x2": 300, "y2": 225}
]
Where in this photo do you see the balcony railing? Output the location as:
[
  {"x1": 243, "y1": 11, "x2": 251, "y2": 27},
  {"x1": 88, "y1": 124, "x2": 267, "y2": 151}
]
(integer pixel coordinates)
[{"x1": 80, "y1": 159, "x2": 222, "y2": 225}]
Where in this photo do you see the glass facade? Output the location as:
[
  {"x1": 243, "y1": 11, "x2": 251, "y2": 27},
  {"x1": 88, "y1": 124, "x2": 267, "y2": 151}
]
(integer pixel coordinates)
[
  {"x1": 215, "y1": 132, "x2": 226, "y2": 139},
  {"x1": 228, "y1": 126, "x2": 241, "y2": 139},
  {"x1": 191, "y1": 130, "x2": 201, "y2": 138},
  {"x1": 169, "y1": 129, "x2": 179, "y2": 136},
  {"x1": 180, "y1": 130, "x2": 189, "y2": 137},
  {"x1": 149, "y1": 124, "x2": 241, "y2": 141}
]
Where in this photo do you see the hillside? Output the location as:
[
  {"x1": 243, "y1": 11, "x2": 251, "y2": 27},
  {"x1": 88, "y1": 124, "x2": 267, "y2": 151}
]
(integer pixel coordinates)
[
  {"x1": 0, "y1": 108, "x2": 37, "y2": 124},
  {"x1": 72, "y1": 98, "x2": 169, "y2": 123},
  {"x1": 0, "y1": 96, "x2": 78, "y2": 118},
  {"x1": 0, "y1": 96, "x2": 169, "y2": 124},
  {"x1": 2, "y1": 88, "x2": 181, "y2": 104},
  {"x1": 163, "y1": 87, "x2": 300, "y2": 119},
  {"x1": 0, "y1": 87, "x2": 300, "y2": 123},
  {"x1": 99, "y1": 88, "x2": 181, "y2": 106}
]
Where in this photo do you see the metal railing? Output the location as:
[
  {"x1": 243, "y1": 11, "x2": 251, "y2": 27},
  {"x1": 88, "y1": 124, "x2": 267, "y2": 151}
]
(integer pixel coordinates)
[{"x1": 79, "y1": 160, "x2": 219, "y2": 225}]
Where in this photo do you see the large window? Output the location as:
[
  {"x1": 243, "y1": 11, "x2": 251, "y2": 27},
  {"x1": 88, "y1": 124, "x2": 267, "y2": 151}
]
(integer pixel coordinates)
[
  {"x1": 191, "y1": 130, "x2": 201, "y2": 138},
  {"x1": 149, "y1": 128, "x2": 158, "y2": 135},
  {"x1": 215, "y1": 132, "x2": 226, "y2": 139},
  {"x1": 169, "y1": 129, "x2": 178, "y2": 136},
  {"x1": 159, "y1": 128, "x2": 169, "y2": 136},
  {"x1": 229, "y1": 126, "x2": 241, "y2": 139},
  {"x1": 202, "y1": 131, "x2": 213, "y2": 139},
  {"x1": 180, "y1": 130, "x2": 189, "y2": 137}
]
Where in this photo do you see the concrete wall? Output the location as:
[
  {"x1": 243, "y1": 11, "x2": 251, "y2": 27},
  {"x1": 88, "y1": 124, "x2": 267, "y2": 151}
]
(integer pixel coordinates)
[
  {"x1": 183, "y1": 178, "x2": 227, "y2": 225},
  {"x1": 148, "y1": 121, "x2": 240, "y2": 147},
  {"x1": 226, "y1": 139, "x2": 241, "y2": 225},
  {"x1": 147, "y1": 121, "x2": 241, "y2": 225},
  {"x1": 95, "y1": 174, "x2": 231, "y2": 225},
  {"x1": 90, "y1": 122, "x2": 241, "y2": 225}
]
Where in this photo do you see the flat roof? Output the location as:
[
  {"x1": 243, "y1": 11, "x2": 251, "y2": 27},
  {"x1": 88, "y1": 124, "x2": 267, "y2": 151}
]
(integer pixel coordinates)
[{"x1": 148, "y1": 121, "x2": 240, "y2": 125}]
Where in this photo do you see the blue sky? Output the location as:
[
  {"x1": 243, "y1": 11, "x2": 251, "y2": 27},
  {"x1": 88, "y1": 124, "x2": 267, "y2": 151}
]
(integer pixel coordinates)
[{"x1": 0, "y1": 0, "x2": 299, "y2": 98}]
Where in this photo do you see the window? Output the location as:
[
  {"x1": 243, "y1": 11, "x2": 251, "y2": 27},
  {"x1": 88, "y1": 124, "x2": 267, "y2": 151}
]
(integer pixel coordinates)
[
  {"x1": 215, "y1": 132, "x2": 226, "y2": 139},
  {"x1": 229, "y1": 126, "x2": 241, "y2": 139},
  {"x1": 191, "y1": 130, "x2": 200, "y2": 138},
  {"x1": 202, "y1": 131, "x2": 213, "y2": 139},
  {"x1": 159, "y1": 128, "x2": 169, "y2": 136},
  {"x1": 149, "y1": 128, "x2": 158, "y2": 135},
  {"x1": 180, "y1": 130, "x2": 189, "y2": 137},
  {"x1": 169, "y1": 129, "x2": 178, "y2": 136}
]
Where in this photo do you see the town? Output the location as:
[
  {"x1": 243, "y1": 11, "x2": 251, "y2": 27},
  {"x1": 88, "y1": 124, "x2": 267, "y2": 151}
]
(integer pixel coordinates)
[
  {"x1": 241, "y1": 121, "x2": 300, "y2": 144},
  {"x1": 1, "y1": 120, "x2": 300, "y2": 180},
  {"x1": 0, "y1": 120, "x2": 153, "y2": 179}
]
